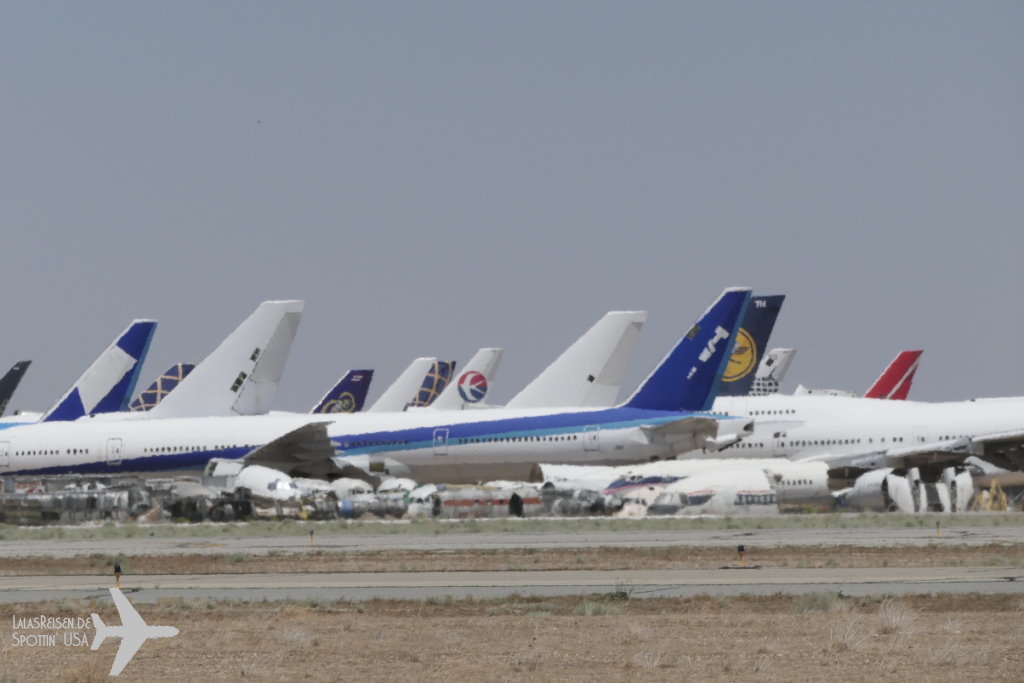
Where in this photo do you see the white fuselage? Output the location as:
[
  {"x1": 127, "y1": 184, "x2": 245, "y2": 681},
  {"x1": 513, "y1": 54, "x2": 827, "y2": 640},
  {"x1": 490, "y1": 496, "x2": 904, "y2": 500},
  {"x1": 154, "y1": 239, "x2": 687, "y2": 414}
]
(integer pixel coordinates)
[
  {"x1": 0, "y1": 406, "x2": 738, "y2": 484},
  {"x1": 710, "y1": 394, "x2": 1024, "y2": 463}
]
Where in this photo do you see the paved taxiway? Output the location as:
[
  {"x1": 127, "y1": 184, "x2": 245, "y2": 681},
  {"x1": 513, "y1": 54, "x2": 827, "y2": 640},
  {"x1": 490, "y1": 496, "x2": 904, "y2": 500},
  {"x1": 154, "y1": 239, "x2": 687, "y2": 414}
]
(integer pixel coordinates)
[
  {"x1": 3, "y1": 566, "x2": 1024, "y2": 604},
  {"x1": 3, "y1": 522, "x2": 1022, "y2": 559}
]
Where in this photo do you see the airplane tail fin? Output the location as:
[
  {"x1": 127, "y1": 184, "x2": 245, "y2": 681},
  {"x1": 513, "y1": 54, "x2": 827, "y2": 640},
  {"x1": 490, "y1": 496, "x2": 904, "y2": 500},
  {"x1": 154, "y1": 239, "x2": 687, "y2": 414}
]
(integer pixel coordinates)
[
  {"x1": 0, "y1": 360, "x2": 31, "y2": 417},
  {"x1": 41, "y1": 320, "x2": 157, "y2": 422},
  {"x1": 864, "y1": 350, "x2": 923, "y2": 400},
  {"x1": 717, "y1": 295, "x2": 784, "y2": 397},
  {"x1": 310, "y1": 369, "x2": 374, "y2": 413},
  {"x1": 621, "y1": 288, "x2": 751, "y2": 412},
  {"x1": 407, "y1": 360, "x2": 456, "y2": 407},
  {"x1": 506, "y1": 311, "x2": 647, "y2": 409},
  {"x1": 128, "y1": 363, "x2": 196, "y2": 411},
  {"x1": 367, "y1": 358, "x2": 438, "y2": 412},
  {"x1": 148, "y1": 300, "x2": 304, "y2": 418},
  {"x1": 90, "y1": 613, "x2": 108, "y2": 650},
  {"x1": 749, "y1": 348, "x2": 797, "y2": 396},
  {"x1": 430, "y1": 349, "x2": 504, "y2": 410}
]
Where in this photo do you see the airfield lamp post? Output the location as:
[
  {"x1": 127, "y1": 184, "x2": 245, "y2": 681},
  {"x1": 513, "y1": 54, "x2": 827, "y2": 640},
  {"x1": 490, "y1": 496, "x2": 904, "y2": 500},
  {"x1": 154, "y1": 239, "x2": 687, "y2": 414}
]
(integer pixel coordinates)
[
  {"x1": 114, "y1": 562, "x2": 122, "y2": 588},
  {"x1": 309, "y1": 529, "x2": 315, "y2": 547},
  {"x1": 737, "y1": 545, "x2": 745, "y2": 567}
]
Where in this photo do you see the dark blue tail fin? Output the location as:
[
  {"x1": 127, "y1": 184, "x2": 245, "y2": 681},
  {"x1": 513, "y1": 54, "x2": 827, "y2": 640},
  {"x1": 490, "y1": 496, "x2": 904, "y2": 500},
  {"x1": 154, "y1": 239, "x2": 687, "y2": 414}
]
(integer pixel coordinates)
[
  {"x1": 310, "y1": 369, "x2": 374, "y2": 413},
  {"x1": 0, "y1": 360, "x2": 31, "y2": 417},
  {"x1": 408, "y1": 360, "x2": 456, "y2": 407},
  {"x1": 717, "y1": 294, "x2": 785, "y2": 397},
  {"x1": 622, "y1": 288, "x2": 751, "y2": 412},
  {"x1": 129, "y1": 363, "x2": 196, "y2": 411}
]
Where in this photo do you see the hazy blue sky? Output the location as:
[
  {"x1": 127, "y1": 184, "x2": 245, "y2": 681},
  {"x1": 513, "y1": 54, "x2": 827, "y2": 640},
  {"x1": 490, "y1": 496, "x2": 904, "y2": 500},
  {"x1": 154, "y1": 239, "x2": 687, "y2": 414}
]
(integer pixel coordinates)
[{"x1": 1, "y1": 2, "x2": 1021, "y2": 412}]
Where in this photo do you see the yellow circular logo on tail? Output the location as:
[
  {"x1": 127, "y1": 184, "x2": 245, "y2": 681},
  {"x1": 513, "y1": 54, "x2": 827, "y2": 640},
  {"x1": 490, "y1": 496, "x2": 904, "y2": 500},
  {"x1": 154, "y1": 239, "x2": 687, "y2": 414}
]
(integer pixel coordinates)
[{"x1": 723, "y1": 328, "x2": 757, "y2": 382}]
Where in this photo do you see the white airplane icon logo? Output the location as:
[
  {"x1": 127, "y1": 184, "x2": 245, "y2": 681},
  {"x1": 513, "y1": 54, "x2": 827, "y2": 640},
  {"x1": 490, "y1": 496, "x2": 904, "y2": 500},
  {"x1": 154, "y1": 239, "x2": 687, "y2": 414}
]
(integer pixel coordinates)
[{"x1": 91, "y1": 587, "x2": 180, "y2": 676}]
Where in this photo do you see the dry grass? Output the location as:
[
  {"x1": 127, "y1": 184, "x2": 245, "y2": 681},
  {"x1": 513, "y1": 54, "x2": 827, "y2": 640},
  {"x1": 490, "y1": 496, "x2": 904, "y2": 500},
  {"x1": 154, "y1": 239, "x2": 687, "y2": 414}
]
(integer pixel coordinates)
[
  {"x1": 3, "y1": 543, "x2": 1023, "y2": 577},
  {"x1": 3, "y1": 594, "x2": 1024, "y2": 681}
]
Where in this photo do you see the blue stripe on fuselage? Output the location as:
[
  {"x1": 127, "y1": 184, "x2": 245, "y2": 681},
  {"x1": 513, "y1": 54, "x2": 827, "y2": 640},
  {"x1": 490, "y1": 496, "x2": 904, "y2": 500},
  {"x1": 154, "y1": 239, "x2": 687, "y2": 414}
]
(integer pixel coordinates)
[{"x1": 329, "y1": 407, "x2": 731, "y2": 457}]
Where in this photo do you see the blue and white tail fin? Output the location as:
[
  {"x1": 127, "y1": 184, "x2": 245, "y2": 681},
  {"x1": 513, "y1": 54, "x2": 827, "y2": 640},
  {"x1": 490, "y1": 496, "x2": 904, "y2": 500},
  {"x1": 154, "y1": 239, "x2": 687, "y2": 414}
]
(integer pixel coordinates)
[
  {"x1": 128, "y1": 363, "x2": 196, "y2": 411},
  {"x1": 310, "y1": 369, "x2": 374, "y2": 413},
  {"x1": 41, "y1": 320, "x2": 157, "y2": 422},
  {"x1": 622, "y1": 288, "x2": 751, "y2": 412},
  {"x1": 0, "y1": 360, "x2": 31, "y2": 417},
  {"x1": 368, "y1": 358, "x2": 440, "y2": 412},
  {"x1": 407, "y1": 360, "x2": 456, "y2": 407},
  {"x1": 429, "y1": 348, "x2": 504, "y2": 410},
  {"x1": 717, "y1": 295, "x2": 784, "y2": 397},
  {"x1": 507, "y1": 311, "x2": 646, "y2": 409},
  {"x1": 147, "y1": 300, "x2": 303, "y2": 418}
]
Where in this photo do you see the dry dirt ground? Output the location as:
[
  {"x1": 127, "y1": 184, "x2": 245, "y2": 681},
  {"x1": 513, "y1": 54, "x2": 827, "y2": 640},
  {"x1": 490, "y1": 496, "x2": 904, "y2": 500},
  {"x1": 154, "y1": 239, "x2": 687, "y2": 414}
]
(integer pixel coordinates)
[
  {"x1": 2, "y1": 593, "x2": 1024, "y2": 682},
  {"x1": 2, "y1": 543, "x2": 1023, "y2": 576}
]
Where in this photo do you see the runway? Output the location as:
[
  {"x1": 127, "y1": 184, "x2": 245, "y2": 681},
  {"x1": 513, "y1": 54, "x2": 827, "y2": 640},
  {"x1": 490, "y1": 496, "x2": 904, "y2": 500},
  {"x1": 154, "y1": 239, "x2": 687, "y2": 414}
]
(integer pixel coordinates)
[
  {"x1": 2, "y1": 522, "x2": 1021, "y2": 558},
  {"x1": 3, "y1": 566, "x2": 1024, "y2": 604}
]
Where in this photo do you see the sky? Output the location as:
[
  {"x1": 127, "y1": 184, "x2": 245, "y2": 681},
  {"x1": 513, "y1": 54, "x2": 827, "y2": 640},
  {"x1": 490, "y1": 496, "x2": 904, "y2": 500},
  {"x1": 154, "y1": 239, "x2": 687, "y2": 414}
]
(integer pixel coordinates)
[{"x1": 1, "y1": 2, "x2": 1021, "y2": 413}]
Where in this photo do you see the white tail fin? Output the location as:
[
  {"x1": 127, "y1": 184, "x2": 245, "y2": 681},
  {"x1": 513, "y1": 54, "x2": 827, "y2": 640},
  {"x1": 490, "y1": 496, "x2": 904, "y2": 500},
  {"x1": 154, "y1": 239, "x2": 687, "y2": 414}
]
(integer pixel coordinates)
[
  {"x1": 368, "y1": 358, "x2": 438, "y2": 412},
  {"x1": 749, "y1": 348, "x2": 796, "y2": 396},
  {"x1": 507, "y1": 311, "x2": 646, "y2": 408},
  {"x1": 428, "y1": 348, "x2": 504, "y2": 410},
  {"x1": 148, "y1": 301, "x2": 303, "y2": 418}
]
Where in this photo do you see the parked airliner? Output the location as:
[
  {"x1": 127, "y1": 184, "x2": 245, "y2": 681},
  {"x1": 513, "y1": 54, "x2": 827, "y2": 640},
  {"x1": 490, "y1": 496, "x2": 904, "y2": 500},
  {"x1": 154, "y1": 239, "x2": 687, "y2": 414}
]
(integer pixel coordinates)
[{"x1": 0, "y1": 289, "x2": 754, "y2": 484}]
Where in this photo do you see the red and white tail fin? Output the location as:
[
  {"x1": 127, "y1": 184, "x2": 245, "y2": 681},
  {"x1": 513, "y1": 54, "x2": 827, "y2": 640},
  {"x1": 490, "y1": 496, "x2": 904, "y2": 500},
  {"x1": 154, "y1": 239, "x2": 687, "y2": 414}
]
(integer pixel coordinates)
[{"x1": 864, "y1": 350, "x2": 923, "y2": 400}]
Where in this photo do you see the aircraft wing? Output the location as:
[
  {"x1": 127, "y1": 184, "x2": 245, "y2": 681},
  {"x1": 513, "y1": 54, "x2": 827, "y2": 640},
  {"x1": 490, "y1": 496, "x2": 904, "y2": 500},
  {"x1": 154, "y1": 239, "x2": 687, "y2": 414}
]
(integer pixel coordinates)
[
  {"x1": 243, "y1": 421, "x2": 337, "y2": 478},
  {"x1": 110, "y1": 635, "x2": 147, "y2": 676},
  {"x1": 110, "y1": 588, "x2": 146, "y2": 628},
  {"x1": 798, "y1": 438, "x2": 976, "y2": 476}
]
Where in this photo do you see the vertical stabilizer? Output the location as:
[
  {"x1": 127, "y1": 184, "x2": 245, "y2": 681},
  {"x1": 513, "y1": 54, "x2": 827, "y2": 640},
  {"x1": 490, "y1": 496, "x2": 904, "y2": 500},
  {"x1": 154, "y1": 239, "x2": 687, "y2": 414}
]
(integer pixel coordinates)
[
  {"x1": 507, "y1": 311, "x2": 647, "y2": 409},
  {"x1": 128, "y1": 363, "x2": 195, "y2": 411},
  {"x1": 717, "y1": 295, "x2": 784, "y2": 397},
  {"x1": 147, "y1": 301, "x2": 303, "y2": 418},
  {"x1": 368, "y1": 358, "x2": 439, "y2": 412},
  {"x1": 430, "y1": 348, "x2": 504, "y2": 410},
  {"x1": 310, "y1": 369, "x2": 374, "y2": 413},
  {"x1": 749, "y1": 348, "x2": 796, "y2": 396},
  {"x1": 864, "y1": 350, "x2": 923, "y2": 400},
  {"x1": 41, "y1": 320, "x2": 157, "y2": 422},
  {"x1": 622, "y1": 288, "x2": 751, "y2": 412},
  {"x1": 0, "y1": 360, "x2": 31, "y2": 417},
  {"x1": 407, "y1": 360, "x2": 456, "y2": 407}
]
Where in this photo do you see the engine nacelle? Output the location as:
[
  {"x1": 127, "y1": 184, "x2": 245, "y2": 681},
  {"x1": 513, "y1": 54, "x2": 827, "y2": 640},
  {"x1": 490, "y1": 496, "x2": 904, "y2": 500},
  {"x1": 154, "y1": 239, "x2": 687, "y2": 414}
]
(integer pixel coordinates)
[
  {"x1": 940, "y1": 466, "x2": 974, "y2": 512},
  {"x1": 844, "y1": 468, "x2": 914, "y2": 513}
]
